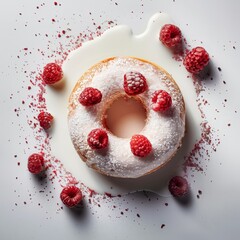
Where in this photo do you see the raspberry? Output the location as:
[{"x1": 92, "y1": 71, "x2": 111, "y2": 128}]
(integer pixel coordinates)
[
  {"x1": 151, "y1": 90, "x2": 172, "y2": 112},
  {"x1": 123, "y1": 72, "x2": 148, "y2": 95},
  {"x1": 60, "y1": 186, "x2": 83, "y2": 208},
  {"x1": 37, "y1": 111, "x2": 54, "y2": 130},
  {"x1": 130, "y1": 134, "x2": 152, "y2": 157},
  {"x1": 42, "y1": 63, "x2": 63, "y2": 85},
  {"x1": 160, "y1": 24, "x2": 182, "y2": 48},
  {"x1": 28, "y1": 153, "x2": 45, "y2": 174},
  {"x1": 79, "y1": 87, "x2": 102, "y2": 106},
  {"x1": 87, "y1": 128, "x2": 108, "y2": 149},
  {"x1": 183, "y1": 47, "x2": 210, "y2": 74},
  {"x1": 168, "y1": 176, "x2": 189, "y2": 197}
]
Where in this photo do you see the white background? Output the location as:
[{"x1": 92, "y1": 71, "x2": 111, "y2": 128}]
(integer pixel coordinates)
[{"x1": 1, "y1": 0, "x2": 240, "y2": 239}]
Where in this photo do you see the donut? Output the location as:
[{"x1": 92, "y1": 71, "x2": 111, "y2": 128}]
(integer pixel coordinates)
[{"x1": 68, "y1": 57, "x2": 185, "y2": 178}]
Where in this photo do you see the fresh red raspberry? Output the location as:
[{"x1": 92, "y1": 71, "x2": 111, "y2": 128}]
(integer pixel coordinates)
[
  {"x1": 42, "y1": 63, "x2": 63, "y2": 85},
  {"x1": 151, "y1": 90, "x2": 172, "y2": 112},
  {"x1": 87, "y1": 128, "x2": 108, "y2": 149},
  {"x1": 160, "y1": 24, "x2": 182, "y2": 48},
  {"x1": 130, "y1": 134, "x2": 152, "y2": 157},
  {"x1": 123, "y1": 72, "x2": 148, "y2": 95},
  {"x1": 168, "y1": 176, "x2": 189, "y2": 197},
  {"x1": 60, "y1": 186, "x2": 83, "y2": 208},
  {"x1": 37, "y1": 111, "x2": 54, "y2": 130},
  {"x1": 183, "y1": 47, "x2": 210, "y2": 74},
  {"x1": 27, "y1": 153, "x2": 45, "y2": 174},
  {"x1": 79, "y1": 87, "x2": 102, "y2": 106}
]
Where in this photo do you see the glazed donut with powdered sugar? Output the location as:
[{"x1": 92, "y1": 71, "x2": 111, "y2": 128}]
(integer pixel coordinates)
[{"x1": 68, "y1": 57, "x2": 185, "y2": 178}]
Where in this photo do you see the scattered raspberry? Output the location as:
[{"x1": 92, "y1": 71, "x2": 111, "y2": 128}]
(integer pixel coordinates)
[
  {"x1": 42, "y1": 63, "x2": 63, "y2": 85},
  {"x1": 124, "y1": 72, "x2": 148, "y2": 95},
  {"x1": 87, "y1": 128, "x2": 108, "y2": 149},
  {"x1": 160, "y1": 24, "x2": 182, "y2": 47},
  {"x1": 60, "y1": 186, "x2": 83, "y2": 208},
  {"x1": 79, "y1": 87, "x2": 102, "y2": 106},
  {"x1": 168, "y1": 176, "x2": 189, "y2": 197},
  {"x1": 27, "y1": 154, "x2": 45, "y2": 174},
  {"x1": 37, "y1": 111, "x2": 54, "y2": 130},
  {"x1": 130, "y1": 134, "x2": 152, "y2": 157},
  {"x1": 183, "y1": 47, "x2": 210, "y2": 74},
  {"x1": 151, "y1": 90, "x2": 172, "y2": 112}
]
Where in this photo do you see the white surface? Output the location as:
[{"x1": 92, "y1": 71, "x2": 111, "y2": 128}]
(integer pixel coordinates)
[{"x1": 1, "y1": 0, "x2": 240, "y2": 239}]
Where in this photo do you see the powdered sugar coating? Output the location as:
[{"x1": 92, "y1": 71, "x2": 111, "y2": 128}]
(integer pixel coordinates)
[{"x1": 68, "y1": 57, "x2": 185, "y2": 178}]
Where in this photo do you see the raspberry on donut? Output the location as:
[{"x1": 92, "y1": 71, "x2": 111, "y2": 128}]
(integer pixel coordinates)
[
  {"x1": 124, "y1": 71, "x2": 148, "y2": 95},
  {"x1": 151, "y1": 90, "x2": 172, "y2": 112},
  {"x1": 130, "y1": 134, "x2": 152, "y2": 158},
  {"x1": 87, "y1": 128, "x2": 108, "y2": 149},
  {"x1": 79, "y1": 87, "x2": 102, "y2": 106}
]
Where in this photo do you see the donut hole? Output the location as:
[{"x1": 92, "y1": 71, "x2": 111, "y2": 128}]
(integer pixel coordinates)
[{"x1": 103, "y1": 95, "x2": 147, "y2": 138}]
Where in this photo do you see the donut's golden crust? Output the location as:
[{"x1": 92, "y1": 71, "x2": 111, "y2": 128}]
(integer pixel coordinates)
[{"x1": 68, "y1": 57, "x2": 185, "y2": 178}]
